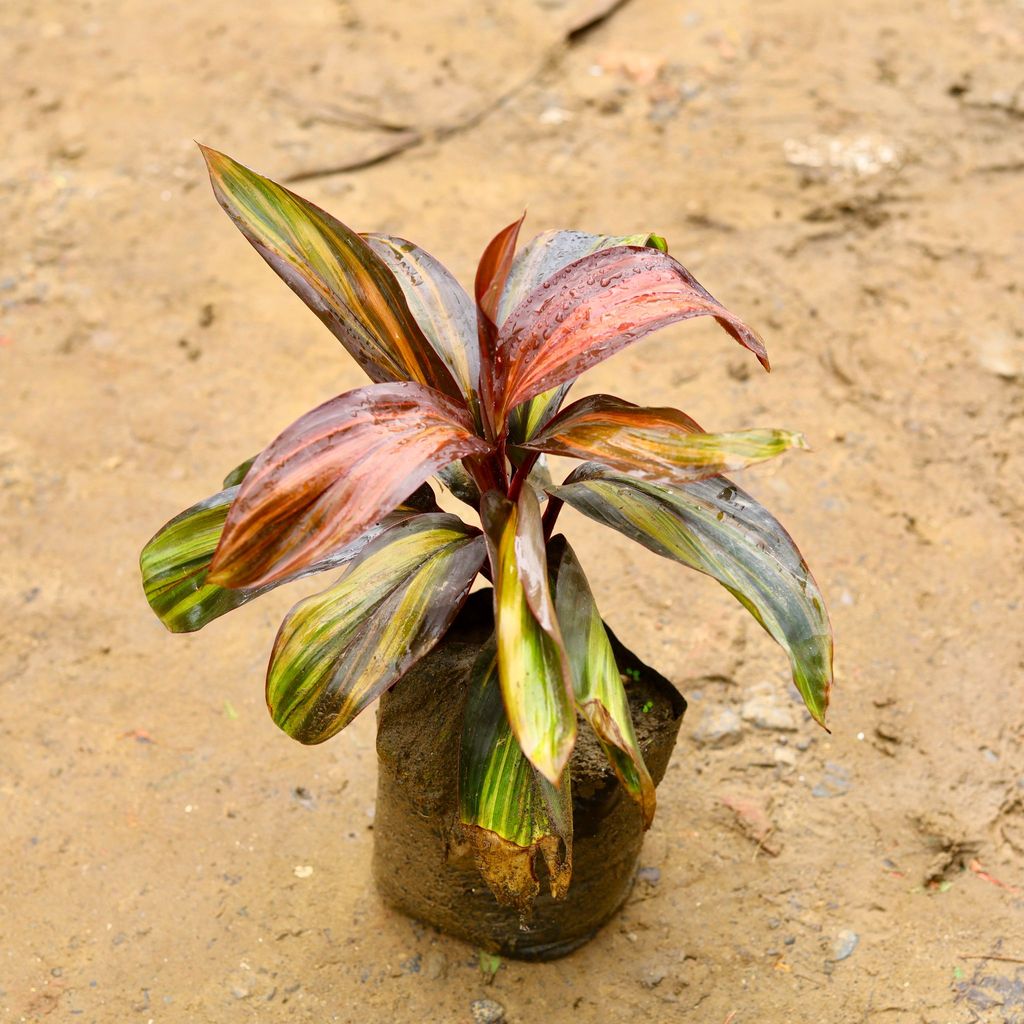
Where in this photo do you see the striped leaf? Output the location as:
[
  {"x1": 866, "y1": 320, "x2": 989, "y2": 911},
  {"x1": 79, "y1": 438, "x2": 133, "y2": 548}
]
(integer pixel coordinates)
[
  {"x1": 549, "y1": 466, "x2": 833, "y2": 726},
  {"x1": 459, "y1": 639, "x2": 572, "y2": 912},
  {"x1": 496, "y1": 229, "x2": 667, "y2": 325},
  {"x1": 475, "y1": 214, "x2": 525, "y2": 433},
  {"x1": 494, "y1": 247, "x2": 769, "y2": 427},
  {"x1": 549, "y1": 536, "x2": 656, "y2": 827},
  {"x1": 201, "y1": 147, "x2": 459, "y2": 398},
  {"x1": 481, "y1": 486, "x2": 576, "y2": 785},
  {"x1": 525, "y1": 394, "x2": 807, "y2": 486},
  {"x1": 498, "y1": 230, "x2": 666, "y2": 444},
  {"x1": 267, "y1": 514, "x2": 486, "y2": 744},
  {"x1": 208, "y1": 381, "x2": 491, "y2": 589},
  {"x1": 475, "y1": 214, "x2": 525, "y2": 334},
  {"x1": 140, "y1": 480, "x2": 437, "y2": 633},
  {"x1": 365, "y1": 233, "x2": 482, "y2": 429}
]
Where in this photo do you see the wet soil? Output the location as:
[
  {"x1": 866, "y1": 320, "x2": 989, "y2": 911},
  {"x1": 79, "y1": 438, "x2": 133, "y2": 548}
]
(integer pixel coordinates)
[{"x1": 2, "y1": 0, "x2": 1023, "y2": 1021}]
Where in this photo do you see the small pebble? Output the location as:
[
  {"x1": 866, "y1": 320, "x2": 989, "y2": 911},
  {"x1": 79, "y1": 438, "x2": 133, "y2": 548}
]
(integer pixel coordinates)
[
  {"x1": 831, "y1": 929, "x2": 859, "y2": 962},
  {"x1": 471, "y1": 997, "x2": 506, "y2": 1023},
  {"x1": 812, "y1": 763, "x2": 851, "y2": 798},
  {"x1": 692, "y1": 707, "x2": 744, "y2": 748},
  {"x1": 741, "y1": 692, "x2": 799, "y2": 732},
  {"x1": 293, "y1": 786, "x2": 316, "y2": 809},
  {"x1": 773, "y1": 746, "x2": 797, "y2": 767},
  {"x1": 422, "y1": 950, "x2": 447, "y2": 980},
  {"x1": 639, "y1": 963, "x2": 669, "y2": 988},
  {"x1": 293, "y1": 865, "x2": 314, "y2": 878}
]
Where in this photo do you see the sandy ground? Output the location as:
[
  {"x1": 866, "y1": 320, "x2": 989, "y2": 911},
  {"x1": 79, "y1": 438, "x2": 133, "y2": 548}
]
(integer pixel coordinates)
[{"x1": 3, "y1": 0, "x2": 1024, "y2": 1020}]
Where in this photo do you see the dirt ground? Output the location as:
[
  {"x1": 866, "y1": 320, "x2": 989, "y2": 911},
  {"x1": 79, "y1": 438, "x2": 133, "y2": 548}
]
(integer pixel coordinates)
[{"x1": 3, "y1": 0, "x2": 1023, "y2": 1020}]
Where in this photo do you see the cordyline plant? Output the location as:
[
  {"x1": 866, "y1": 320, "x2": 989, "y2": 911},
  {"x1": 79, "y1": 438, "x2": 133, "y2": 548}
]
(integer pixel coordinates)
[{"x1": 141, "y1": 147, "x2": 833, "y2": 909}]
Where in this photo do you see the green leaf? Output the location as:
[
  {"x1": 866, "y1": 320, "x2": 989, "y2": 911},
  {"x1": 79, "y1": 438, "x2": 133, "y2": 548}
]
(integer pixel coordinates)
[
  {"x1": 200, "y1": 146, "x2": 459, "y2": 398},
  {"x1": 497, "y1": 230, "x2": 667, "y2": 443},
  {"x1": 209, "y1": 381, "x2": 490, "y2": 588},
  {"x1": 459, "y1": 639, "x2": 572, "y2": 912},
  {"x1": 222, "y1": 456, "x2": 257, "y2": 489},
  {"x1": 480, "y1": 486, "x2": 576, "y2": 784},
  {"x1": 267, "y1": 514, "x2": 485, "y2": 744},
  {"x1": 525, "y1": 394, "x2": 807, "y2": 486},
  {"x1": 365, "y1": 233, "x2": 483, "y2": 429},
  {"x1": 549, "y1": 467, "x2": 833, "y2": 726},
  {"x1": 549, "y1": 536, "x2": 656, "y2": 826},
  {"x1": 140, "y1": 480, "x2": 438, "y2": 633}
]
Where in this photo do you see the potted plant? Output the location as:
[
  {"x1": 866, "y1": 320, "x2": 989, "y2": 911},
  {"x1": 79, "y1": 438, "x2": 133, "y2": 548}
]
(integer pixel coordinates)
[{"x1": 140, "y1": 147, "x2": 833, "y2": 960}]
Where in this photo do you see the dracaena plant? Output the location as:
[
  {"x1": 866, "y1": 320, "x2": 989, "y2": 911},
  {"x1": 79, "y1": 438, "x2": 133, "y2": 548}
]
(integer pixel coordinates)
[{"x1": 141, "y1": 147, "x2": 833, "y2": 909}]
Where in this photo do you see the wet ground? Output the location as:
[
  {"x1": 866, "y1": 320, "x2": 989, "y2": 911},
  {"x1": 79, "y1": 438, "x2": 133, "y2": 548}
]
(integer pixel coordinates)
[{"x1": 3, "y1": 0, "x2": 1023, "y2": 1020}]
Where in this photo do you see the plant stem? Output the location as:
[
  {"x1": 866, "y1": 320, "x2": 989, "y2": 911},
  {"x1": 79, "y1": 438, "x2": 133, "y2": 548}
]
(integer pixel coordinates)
[
  {"x1": 507, "y1": 450, "x2": 540, "y2": 502},
  {"x1": 464, "y1": 455, "x2": 501, "y2": 496},
  {"x1": 542, "y1": 496, "x2": 563, "y2": 539}
]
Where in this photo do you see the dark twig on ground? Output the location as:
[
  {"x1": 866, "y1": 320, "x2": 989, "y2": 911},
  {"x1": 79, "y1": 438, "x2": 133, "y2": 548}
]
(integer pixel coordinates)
[{"x1": 282, "y1": 0, "x2": 636, "y2": 182}]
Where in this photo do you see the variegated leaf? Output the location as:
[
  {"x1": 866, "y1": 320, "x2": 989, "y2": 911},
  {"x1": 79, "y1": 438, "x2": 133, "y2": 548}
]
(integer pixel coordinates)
[
  {"x1": 525, "y1": 394, "x2": 806, "y2": 485},
  {"x1": 497, "y1": 229, "x2": 667, "y2": 443},
  {"x1": 494, "y1": 247, "x2": 769, "y2": 427},
  {"x1": 480, "y1": 487, "x2": 576, "y2": 785},
  {"x1": 365, "y1": 233, "x2": 482, "y2": 428},
  {"x1": 549, "y1": 536, "x2": 656, "y2": 826},
  {"x1": 140, "y1": 479, "x2": 437, "y2": 633},
  {"x1": 459, "y1": 639, "x2": 572, "y2": 912},
  {"x1": 549, "y1": 466, "x2": 833, "y2": 726},
  {"x1": 201, "y1": 146, "x2": 459, "y2": 398},
  {"x1": 475, "y1": 213, "x2": 525, "y2": 332},
  {"x1": 267, "y1": 514, "x2": 485, "y2": 744},
  {"x1": 208, "y1": 381, "x2": 491, "y2": 589},
  {"x1": 437, "y1": 461, "x2": 482, "y2": 508},
  {"x1": 474, "y1": 214, "x2": 525, "y2": 432},
  {"x1": 496, "y1": 229, "x2": 667, "y2": 325}
]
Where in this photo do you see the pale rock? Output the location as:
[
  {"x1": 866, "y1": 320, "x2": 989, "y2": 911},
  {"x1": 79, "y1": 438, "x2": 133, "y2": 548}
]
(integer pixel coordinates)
[{"x1": 692, "y1": 706, "x2": 744, "y2": 748}]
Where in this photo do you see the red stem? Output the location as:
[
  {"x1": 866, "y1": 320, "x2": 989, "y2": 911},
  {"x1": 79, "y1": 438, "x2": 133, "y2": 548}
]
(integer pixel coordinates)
[
  {"x1": 507, "y1": 449, "x2": 540, "y2": 502},
  {"x1": 542, "y1": 496, "x2": 564, "y2": 539}
]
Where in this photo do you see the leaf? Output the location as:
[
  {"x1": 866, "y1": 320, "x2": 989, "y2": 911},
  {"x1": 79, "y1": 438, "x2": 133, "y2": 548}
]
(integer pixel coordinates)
[
  {"x1": 459, "y1": 639, "x2": 572, "y2": 912},
  {"x1": 474, "y1": 214, "x2": 525, "y2": 430},
  {"x1": 480, "y1": 487, "x2": 576, "y2": 784},
  {"x1": 365, "y1": 233, "x2": 482, "y2": 428},
  {"x1": 549, "y1": 536, "x2": 656, "y2": 826},
  {"x1": 267, "y1": 514, "x2": 486, "y2": 744},
  {"x1": 525, "y1": 394, "x2": 807, "y2": 485},
  {"x1": 140, "y1": 480, "x2": 437, "y2": 633},
  {"x1": 496, "y1": 229, "x2": 665, "y2": 325},
  {"x1": 549, "y1": 467, "x2": 833, "y2": 726},
  {"x1": 200, "y1": 146, "x2": 459, "y2": 398},
  {"x1": 437, "y1": 461, "x2": 482, "y2": 508},
  {"x1": 475, "y1": 213, "x2": 526, "y2": 331},
  {"x1": 508, "y1": 384, "x2": 572, "y2": 445},
  {"x1": 494, "y1": 246, "x2": 769, "y2": 424},
  {"x1": 496, "y1": 229, "x2": 667, "y2": 443},
  {"x1": 208, "y1": 381, "x2": 491, "y2": 589},
  {"x1": 222, "y1": 456, "x2": 257, "y2": 488}
]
